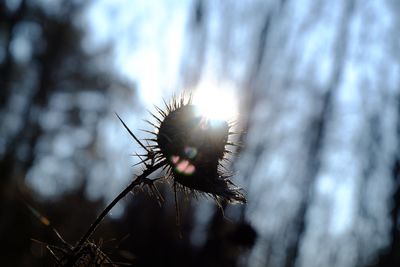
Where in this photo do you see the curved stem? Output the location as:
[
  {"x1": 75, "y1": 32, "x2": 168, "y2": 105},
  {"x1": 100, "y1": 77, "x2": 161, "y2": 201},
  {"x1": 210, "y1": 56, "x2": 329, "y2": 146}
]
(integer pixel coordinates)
[
  {"x1": 75, "y1": 180, "x2": 139, "y2": 249},
  {"x1": 66, "y1": 160, "x2": 165, "y2": 265}
]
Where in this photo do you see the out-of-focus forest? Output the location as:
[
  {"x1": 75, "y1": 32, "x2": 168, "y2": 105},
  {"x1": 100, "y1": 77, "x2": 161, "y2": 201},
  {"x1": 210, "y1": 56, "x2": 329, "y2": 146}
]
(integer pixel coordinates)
[{"x1": 1, "y1": 0, "x2": 400, "y2": 267}]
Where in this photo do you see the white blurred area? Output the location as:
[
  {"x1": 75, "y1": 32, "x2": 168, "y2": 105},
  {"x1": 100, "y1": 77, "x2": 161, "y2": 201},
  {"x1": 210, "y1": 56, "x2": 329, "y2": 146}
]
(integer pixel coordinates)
[{"x1": 84, "y1": 0, "x2": 191, "y2": 106}]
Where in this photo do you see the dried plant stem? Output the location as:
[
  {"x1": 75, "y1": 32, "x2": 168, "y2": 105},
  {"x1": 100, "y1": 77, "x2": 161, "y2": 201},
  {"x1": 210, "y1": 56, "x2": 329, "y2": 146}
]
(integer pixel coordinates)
[{"x1": 68, "y1": 160, "x2": 165, "y2": 264}]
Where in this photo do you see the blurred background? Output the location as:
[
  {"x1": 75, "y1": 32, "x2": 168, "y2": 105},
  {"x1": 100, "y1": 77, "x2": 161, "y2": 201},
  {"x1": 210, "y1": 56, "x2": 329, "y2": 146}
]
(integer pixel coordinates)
[{"x1": 1, "y1": 0, "x2": 400, "y2": 266}]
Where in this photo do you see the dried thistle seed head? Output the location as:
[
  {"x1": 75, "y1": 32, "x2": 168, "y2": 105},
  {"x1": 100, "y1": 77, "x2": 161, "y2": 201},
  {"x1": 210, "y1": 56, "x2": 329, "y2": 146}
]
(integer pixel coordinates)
[
  {"x1": 157, "y1": 105, "x2": 228, "y2": 162},
  {"x1": 151, "y1": 96, "x2": 246, "y2": 204}
]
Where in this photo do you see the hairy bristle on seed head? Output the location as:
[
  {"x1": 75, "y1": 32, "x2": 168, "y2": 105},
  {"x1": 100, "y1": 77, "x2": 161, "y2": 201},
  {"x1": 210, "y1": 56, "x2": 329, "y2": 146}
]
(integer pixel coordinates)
[{"x1": 147, "y1": 95, "x2": 246, "y2": 204}]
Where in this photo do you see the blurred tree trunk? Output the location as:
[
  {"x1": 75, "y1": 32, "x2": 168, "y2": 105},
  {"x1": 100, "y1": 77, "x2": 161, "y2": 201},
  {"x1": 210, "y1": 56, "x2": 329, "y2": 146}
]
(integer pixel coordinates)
[
  {"x1": 0, "y1": 1, "x2": 127, "y2": 265},
  {"x1": 181, "y1": 1, "x2": 400, "y2": 267}
]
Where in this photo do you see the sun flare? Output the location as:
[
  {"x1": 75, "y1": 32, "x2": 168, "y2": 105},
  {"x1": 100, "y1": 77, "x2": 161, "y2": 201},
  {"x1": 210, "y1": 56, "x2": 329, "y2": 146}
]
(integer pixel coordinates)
[{"x1": 192, "y1": 83, "x2": 238, "y2": 122}]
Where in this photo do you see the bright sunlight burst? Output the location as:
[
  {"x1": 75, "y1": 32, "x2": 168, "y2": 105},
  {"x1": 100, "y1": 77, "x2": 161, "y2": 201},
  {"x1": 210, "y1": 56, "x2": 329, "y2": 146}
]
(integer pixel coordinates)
[{"x1": 192, "y1": 82, "x2": 238, "y2": 122}]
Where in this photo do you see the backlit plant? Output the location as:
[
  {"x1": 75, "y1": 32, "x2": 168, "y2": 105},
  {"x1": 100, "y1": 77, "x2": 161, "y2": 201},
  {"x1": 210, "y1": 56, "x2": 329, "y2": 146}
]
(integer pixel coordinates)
[{"x1": 60, "y1": 93, "x2": 245, "y2": 266}]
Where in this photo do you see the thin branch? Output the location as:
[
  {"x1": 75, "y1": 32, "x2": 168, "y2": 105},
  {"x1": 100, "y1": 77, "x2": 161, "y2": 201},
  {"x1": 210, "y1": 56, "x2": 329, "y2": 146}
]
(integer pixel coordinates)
[{"x1": 66, "y1": 160, "x2": 166, "y2": 266}]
